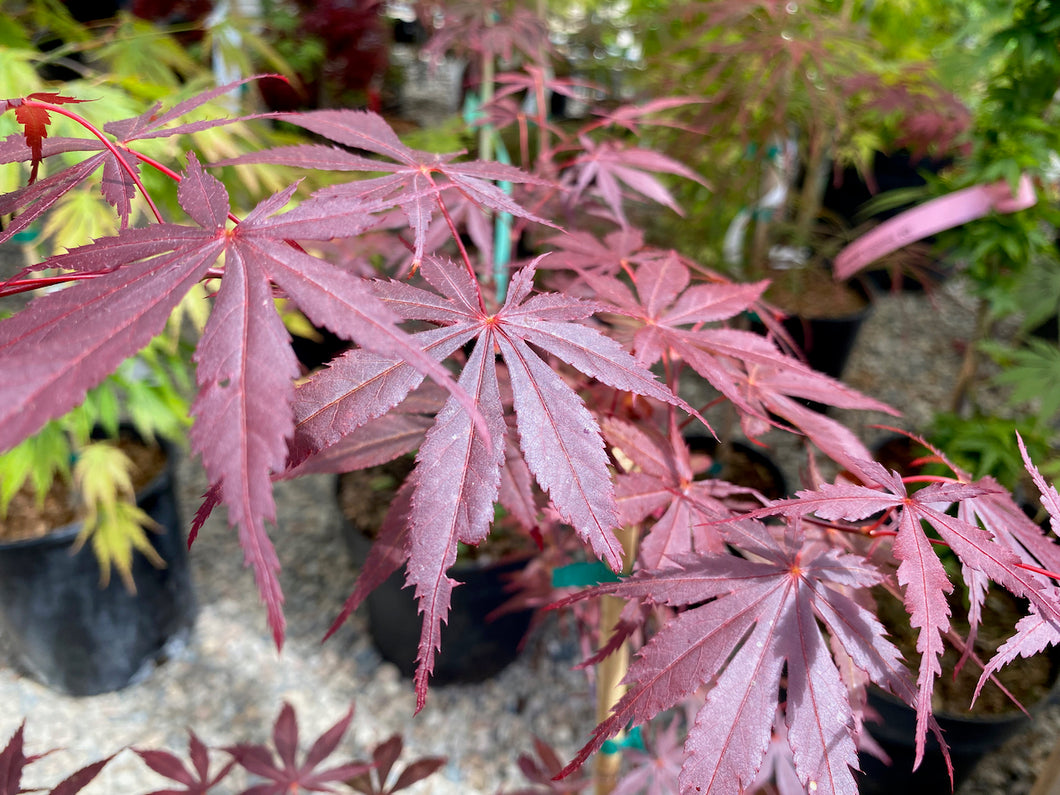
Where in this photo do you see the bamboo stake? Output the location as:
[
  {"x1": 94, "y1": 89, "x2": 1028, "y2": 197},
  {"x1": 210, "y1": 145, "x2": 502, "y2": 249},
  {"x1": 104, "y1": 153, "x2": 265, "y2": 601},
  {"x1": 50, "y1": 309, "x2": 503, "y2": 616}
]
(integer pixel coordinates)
[{"x1": 593, "y1": 524, "x2": 639, "y2": 795}]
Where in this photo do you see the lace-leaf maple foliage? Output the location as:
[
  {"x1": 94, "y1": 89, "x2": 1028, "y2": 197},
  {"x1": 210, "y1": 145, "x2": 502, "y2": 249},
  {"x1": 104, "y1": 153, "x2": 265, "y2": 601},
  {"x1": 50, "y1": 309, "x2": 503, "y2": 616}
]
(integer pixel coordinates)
[{"x1": 3, "y1": 15, "x2": 1060, "y2": 794}]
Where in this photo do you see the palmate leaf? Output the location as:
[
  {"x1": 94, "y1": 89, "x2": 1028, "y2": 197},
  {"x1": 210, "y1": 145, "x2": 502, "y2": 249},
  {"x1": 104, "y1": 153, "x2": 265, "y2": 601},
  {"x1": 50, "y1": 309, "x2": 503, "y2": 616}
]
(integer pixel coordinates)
[
  {"x1": 970, "y1": 435, "x2": 1060, "y2": 698},
  {"x1": 752, "y1": 461, "x2": 1060, "y2": 767},
  {"x1": 420, "y1": 0, "x2": 552, "y2": 65},
  {"x1": 0, "y1": 720, "x2": 113, "y2": 795},
  {"x1": 609, "y1": 713, "x2": 684, "y2": 795},
  {"x1": 346, "y1": 734, "x2": 445, "y2": 795},
  {"x1": 0, "y1": 721, "x2": 41, "y2": 795},
  {"x1": 288, "y1": 254, "x2": 692, "y2": 707},
  {"x1": 539, "y1": 228, "x2": 654, "y2": 277},
  {"x1": 0, "y1": 154, "x2": 465, "y2": 648},
  {"x1": 135, "y1": 730, "x2": 236, "y2": 795},
  {"x1": 590, "y1": 255, "x2": 894, "y2": 467},
  {"x1": 603, "y1": 418, "x2": 759, "y2": 568},
  {"x1": 564, "y1": 139, "x2": 708, "y2": 227},
  {"x1": 509, "y1": 737, "x2": 591, "y2": 795},
  {"x1": 224, "y1": 702, "x2": 371, "y2": 795},
  {"x1": 0, "y1": 92, "x2": 91, "y2": 183},
  {"x1": 558, "y1": 525, "x2": 919, "y2": 795},
  {"x1": 214, "y1": 108, "x2": 553, "y2": 267}
]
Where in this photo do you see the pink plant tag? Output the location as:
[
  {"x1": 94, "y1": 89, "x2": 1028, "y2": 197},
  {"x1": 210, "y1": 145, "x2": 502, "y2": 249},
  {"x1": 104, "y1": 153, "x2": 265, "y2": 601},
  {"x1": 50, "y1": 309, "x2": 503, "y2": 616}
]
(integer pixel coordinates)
[{"x1": 833, "y1": 174, "x2": 1037, "y2": 280}]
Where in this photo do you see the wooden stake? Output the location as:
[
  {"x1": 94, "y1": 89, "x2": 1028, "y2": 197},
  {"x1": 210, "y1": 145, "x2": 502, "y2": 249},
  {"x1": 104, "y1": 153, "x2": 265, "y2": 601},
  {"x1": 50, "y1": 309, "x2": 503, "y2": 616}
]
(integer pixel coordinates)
[{"x1": 593, "y1": 524, "x2": 639, "y2": 795}]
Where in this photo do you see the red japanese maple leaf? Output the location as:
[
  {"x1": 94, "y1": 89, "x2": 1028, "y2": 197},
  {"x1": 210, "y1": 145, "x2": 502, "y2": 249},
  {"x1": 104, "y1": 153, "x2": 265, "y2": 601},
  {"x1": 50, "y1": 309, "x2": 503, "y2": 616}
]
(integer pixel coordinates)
[
  {"x1": 491, "y1": 66, "x2": 602, "y2": 107},
  {"x1": 507, "y1": 737, "x2": 591, "y2": 795},
  {"x1": 419, "y1": 0, "x2": 552, "y2": 66},
  {"x1": 215, "y1": 108, "x2": 553, "y2": 267},
  {"x1": 752, "y1": 459, "x2": 1060, "y2": 766},
  {"x1": 285, "y1": 254, "x2": 692, "y2": 707},
  {"x1": 583, "y1": 97, "x2": 709, "y2": 136},
  {"x1": 134, "y1": 731, "x2": 236, "y2": 795},
  {"x1": 0, "y1": 721, "x2": 47, "y2": 795},
  {"x1": 885, "y1": 431, "x2": 1060, "y2": 666},
  {"x1": 562, "y1": 138, "x2": 707, "y2": 227},
  {"x1": 969, "y1": 435, "x2": 1060, "y2": 700},
  {"x1": 557, "y1": 524, "x2": 924, "y2": 795},
  {"x1": 587, "y1": 254, "x2": 895, "y2": 467},
  {"x1": 0, "y1": 154, "x2": 463, "y2": 647},
  {"x1": 345, "y1": 734, "x2": 445, "y2": 795},
  {"x1": 224, "y1": 702, "x2": 371, "y2": 795},
  {"x1": 0, "y1": 92, "x2": 91, "y2": 184},
  {"x1": 610, "y1": 713, "x2": 686, "y2": 795},
  {"x1": 0, "y1": 720, "x2": 114, "y2": 795},
  {"x1": 539, "y1": 228, "x2": 655, "y2": 277},
  {"x1": 603, "y1": 417, "x2": 766, "y2": 569}
]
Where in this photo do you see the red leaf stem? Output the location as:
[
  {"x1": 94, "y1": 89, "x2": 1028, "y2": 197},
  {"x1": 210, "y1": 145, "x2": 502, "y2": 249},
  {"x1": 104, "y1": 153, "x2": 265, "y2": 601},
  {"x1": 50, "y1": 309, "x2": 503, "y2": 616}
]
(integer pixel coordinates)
[
  {"x1": 901, "y1": 475, "x2": 957, "y2": 485},
  {"x1": 435, "y1": 191, "x2": 486, "y2": 312},
  {"x1": 0, "y1": 272, "x2": 103, "y2": 297}
]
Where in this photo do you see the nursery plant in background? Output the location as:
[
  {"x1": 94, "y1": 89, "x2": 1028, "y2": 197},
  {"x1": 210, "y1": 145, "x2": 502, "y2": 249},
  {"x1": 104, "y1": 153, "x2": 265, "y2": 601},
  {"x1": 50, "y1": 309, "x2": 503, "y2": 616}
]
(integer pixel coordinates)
[
  {"x1": 833, "y1": 0, "x2": 1060, "y2": 501},
  {"x1": 624, "y1": 0, "x2": 970, "y2": 279},
  {"x1": 2, "y1": 3, "x2": 1060, "y2": 795}
]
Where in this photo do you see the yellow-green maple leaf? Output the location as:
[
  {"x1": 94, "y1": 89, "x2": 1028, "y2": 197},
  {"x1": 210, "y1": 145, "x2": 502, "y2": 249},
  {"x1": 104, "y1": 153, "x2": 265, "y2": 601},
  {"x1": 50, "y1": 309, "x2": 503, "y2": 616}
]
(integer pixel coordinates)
[{"x1": 73, "y1": 442, "x2": 163, "y2": 590}]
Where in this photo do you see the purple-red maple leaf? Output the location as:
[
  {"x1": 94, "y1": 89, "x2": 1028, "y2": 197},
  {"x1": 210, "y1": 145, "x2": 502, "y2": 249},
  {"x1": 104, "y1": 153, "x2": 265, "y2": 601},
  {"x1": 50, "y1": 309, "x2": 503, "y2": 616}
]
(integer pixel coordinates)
[
  {"x1": 420, "y1": 0, "x2": 552, "y2": 66},
  {"x1": 587, "y1": 254, "x2": 894, "y2": 467},
  {"x1": 215, "y1": 108, "x2": 552, "y2": 267},
  {"x1": 286, "y1": 253, "x2": 692, "y2": 707},
  {"x1": 506, "y1": 737, "x2": 591, "y2": 795},
  {"x1": 603, "y1": 417, "x2": 765, "y2": 569},
  {"x1": 345, "y1": 734, "x2": 445, "y2": 795},
  {"x1": 0, "y1": 721, "x2": 44, "y2": 795},
  {"x1": 491, "y1": 66, "x2": 601, "y2": 108},
  {"x1": 584, "y1": 97, "x2": 709, "y2": 136},
  {"x1": 609, "y1": 713, "x2": 685, "y2": 795},
  {"x1": 224, "y1": 702, "x2": 371, "y2": 795},
  {"x1": 539, "y1": 228, "x2": 653, "y2": 277},
  {"x1": 557, "y1": 524, "x2": 921, "y2": 795},
  {"x1": 969, "y1": 435, "x2": 1060, "y2": 700},
  {"x1": 134, "y1": 731, "x2": 236, "y2": 795},
  {"x1": 0, "y1": 154, "x2": 463, "y2": 647},
  {"x1": 0, "y1": 92, "x2": 91, "y2": 184},
  {"x1": 751, "y1": 459, "x2": 1060, "y2": 767},
  {"x1": 562, "y1": 138, "x2": 707, "y2": 227},
  {"x1": 0, "y1": 721, "x2": 113, "y2": 795}
]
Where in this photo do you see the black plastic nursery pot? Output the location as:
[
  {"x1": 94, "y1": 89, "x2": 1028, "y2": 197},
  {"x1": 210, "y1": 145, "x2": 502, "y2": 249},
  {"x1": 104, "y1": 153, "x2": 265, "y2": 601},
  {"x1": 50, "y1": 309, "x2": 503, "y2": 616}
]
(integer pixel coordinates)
[
  {"x1": 856, "y1": 683, "x2": 1053, "y2": 795},
  {"x1": 774, "y1": 293, "x2": 871, "y2": 383},
  {"x1": 0, "y1": 442, "x2": 195, "y2": 696},
  {"x1": 338, "y1": 470, "x2": 535, "y2": 685},
  {"x1": 684, "y1": 436, "x2": 788, "y2": 501},
  {"x1": 361, "y1": 553, "x2": 535, "y2": 684}
]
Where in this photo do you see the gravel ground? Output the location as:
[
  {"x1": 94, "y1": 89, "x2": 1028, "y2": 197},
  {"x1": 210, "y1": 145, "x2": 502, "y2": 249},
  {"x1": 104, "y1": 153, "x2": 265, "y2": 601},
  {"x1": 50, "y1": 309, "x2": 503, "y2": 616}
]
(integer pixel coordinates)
[{"x1": 1, "y1": 273, "x2": 1058, "y2": 794}]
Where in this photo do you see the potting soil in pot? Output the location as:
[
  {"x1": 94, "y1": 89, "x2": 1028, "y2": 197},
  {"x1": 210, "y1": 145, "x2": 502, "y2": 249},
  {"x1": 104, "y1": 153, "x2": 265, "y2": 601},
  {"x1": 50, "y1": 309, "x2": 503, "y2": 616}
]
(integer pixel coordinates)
[
  {"x1": 857, "y1": 587, "x2": 1057, "y2": 795},
  {"x1": 0, "y1": 439, "x2": 196, "y2": 696}
]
